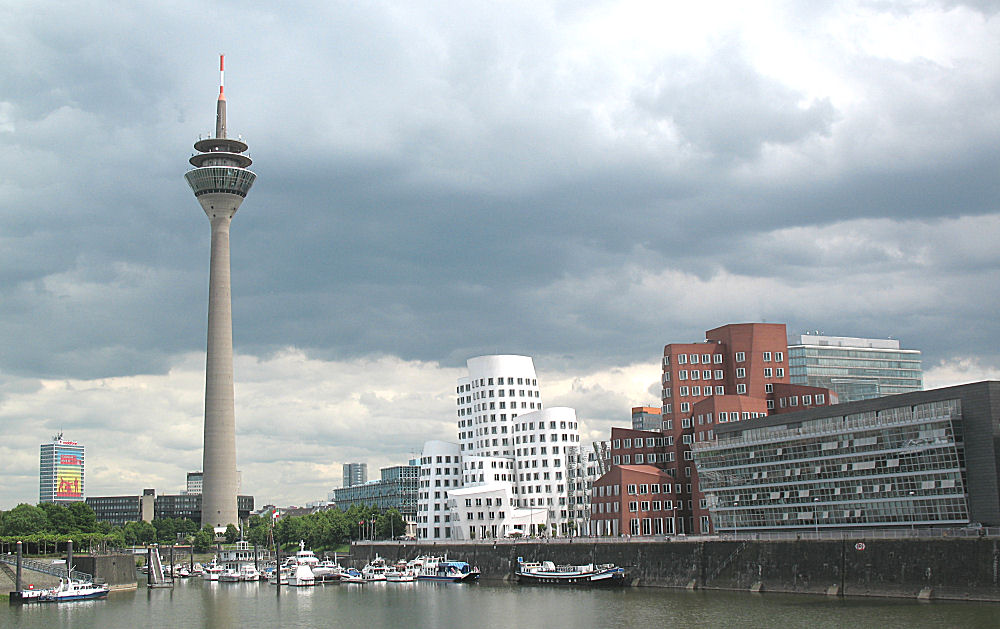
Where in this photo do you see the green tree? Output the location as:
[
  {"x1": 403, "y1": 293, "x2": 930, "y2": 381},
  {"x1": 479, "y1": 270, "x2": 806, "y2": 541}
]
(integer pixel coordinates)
[
  {"x1": 66, "y1": 502, "x2": 99, "y2": 534},
  {"x1": 2, "y1": 504, "x2": 48, "y2": 536},
  {"x1": 193, "y1": 526, "x2": 214, "y2": 552},
  {"x1": 224, "y1": 523, "x2": 240, "y2": 544},
  {"x1": 377, "y1": 509, "x2": 406, "y2": 539},
  {"x1": 39, "y1": 502, "x2": 73, "y2": 534}
]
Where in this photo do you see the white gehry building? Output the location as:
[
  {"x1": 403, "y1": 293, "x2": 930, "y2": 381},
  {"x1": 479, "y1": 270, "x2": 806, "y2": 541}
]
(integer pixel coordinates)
[{"x1": 418, "y1": 355, "x2": 595, "y2": 541}]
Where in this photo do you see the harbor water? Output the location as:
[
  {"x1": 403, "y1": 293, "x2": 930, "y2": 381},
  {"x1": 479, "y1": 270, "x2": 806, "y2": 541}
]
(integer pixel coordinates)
[{"x1": 3, "y1": 577, "x2": 998, "y2": 629}]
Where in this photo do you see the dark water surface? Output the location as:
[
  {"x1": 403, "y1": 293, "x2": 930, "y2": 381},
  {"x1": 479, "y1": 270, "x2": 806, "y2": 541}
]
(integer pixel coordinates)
[{"x1": 3, "y1": 578, "x2": 997, "y2": 629}]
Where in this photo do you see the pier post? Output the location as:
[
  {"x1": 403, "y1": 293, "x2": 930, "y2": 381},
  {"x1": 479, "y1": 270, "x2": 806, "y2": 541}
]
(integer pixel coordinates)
[
  {"x1": 190, "y1": 546, "x2": 194, "y2": 571},
  {"x1": 15, "y1": 541, "x2": 22, "y2": 592},
  {"x1": 254, "y1": 543, "x2": 259, "y2": 572},
  {"x1": 170, "y1": 546, "x2": 175, "y2": 582},
  {"x1": 147, "y1": 547, "x2": 152, "y2": 588},
  {"x1": 275, "y1": 542, "x2": 281, "y2": 593},
  {"x1": 66, "y1": 539, "x2": 73, "y2": 580}
]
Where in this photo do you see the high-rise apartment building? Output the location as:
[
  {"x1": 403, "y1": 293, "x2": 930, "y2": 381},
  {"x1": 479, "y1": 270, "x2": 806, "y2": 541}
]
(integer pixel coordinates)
[
  {"x1": 343, "y1": 463, "x2": 368, "y2": 488},
  {"x1": 185, "y1": 56, "x2": 256, "y2": 528},
  {"x1": 788, "y1": 334, "x2": 922, "y2": 402},
  {"x1": 39, "y1": 436, "x2": 85, "y2": 504},
  {"x1": 418, "y1": 355, "x2": 595, "y2": 540}
]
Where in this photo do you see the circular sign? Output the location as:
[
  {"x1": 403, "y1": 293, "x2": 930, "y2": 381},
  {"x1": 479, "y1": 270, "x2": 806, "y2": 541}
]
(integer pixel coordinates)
[{"x1": 855, "y1": 542, "x2": 866, "y2": 551}]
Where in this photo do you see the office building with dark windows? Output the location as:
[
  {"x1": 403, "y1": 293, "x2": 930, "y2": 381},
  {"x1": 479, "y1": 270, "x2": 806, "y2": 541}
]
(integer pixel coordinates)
[
  {"x1": 788, "y1": 334, "x2": 922, "y2": 402},
  {"x1": 692, "y1": 381, "x2": 1000, "y2": 533},
  {"x1": 332, "y1": 462, "x2": 419, "y2": 522}
]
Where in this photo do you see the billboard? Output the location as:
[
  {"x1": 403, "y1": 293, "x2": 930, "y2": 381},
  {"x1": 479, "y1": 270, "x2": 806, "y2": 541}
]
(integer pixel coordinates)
[{"x1": 54, "y1": 446, "x2": 83, "y2": 498}]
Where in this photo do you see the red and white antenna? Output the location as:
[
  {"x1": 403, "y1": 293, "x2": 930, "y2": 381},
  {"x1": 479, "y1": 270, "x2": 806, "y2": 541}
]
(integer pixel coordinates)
[{"x1": 219, "y1": 54, "x2": 225, "y2": 99}]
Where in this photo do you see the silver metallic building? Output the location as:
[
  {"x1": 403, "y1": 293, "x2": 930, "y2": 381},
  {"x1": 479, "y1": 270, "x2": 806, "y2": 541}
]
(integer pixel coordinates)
[{"x1": 693, "y1": 381, "x2": 1000, "y2": 533}]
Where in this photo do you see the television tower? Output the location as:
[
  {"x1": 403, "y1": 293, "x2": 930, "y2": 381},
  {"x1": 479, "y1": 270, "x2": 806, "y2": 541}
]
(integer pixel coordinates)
[{"x1": 184, "y1": 55, "x2": 256, "y2": 528}]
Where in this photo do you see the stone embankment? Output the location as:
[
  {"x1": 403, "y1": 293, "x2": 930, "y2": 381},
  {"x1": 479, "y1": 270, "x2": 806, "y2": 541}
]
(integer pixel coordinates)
[{"x1": 352, "y1": 538, "x2": 1000, "y2": 602}]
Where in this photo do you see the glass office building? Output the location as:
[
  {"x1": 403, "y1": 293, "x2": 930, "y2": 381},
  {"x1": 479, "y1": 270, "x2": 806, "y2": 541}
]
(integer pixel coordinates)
[
  {"x1": 692, "y1": 381, "x2": 1000, "y2": 533},
  {"x1": 788, "y1": 334, "x2": 922, "y2": 403}
]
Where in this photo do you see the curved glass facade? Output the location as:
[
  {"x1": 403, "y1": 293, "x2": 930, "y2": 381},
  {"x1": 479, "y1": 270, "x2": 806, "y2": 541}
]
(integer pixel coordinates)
[{"x1": 185, "y1": 166, "x2": 256, "y2": 198}]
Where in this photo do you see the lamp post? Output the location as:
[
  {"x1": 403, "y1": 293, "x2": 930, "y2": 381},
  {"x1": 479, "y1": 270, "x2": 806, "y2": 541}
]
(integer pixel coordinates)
[
  {"x1": 813, "y1": 497, "x2": 820, "y2": 537},
  {"x1": 733, "y1": 499, "x2": 740, "y2": 539},
  {"x1": 909, "y1": 491, "x2": 916, "y2": 535}
]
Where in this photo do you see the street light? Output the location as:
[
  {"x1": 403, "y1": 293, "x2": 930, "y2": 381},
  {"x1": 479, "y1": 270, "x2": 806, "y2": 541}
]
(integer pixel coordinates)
[
  {"x1": 733, "y1": 499, "x2": 740, "y2": 539},
  {"x1": 909, "y1": 491, "x2": 917, "y2": 535},
  {"x1": 813, "y1": 497, "x2": 820, "y2": 537}
]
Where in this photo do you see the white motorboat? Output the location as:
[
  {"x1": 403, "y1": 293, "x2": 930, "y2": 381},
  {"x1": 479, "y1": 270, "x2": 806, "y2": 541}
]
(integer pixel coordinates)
[
  {"x1": 360, "y1": 555, "x2": 389, "y2": 582},
  {"x1": 285, "y1": 541, "x2": 317, "y2": 586},
  {"x1": 219, "y1": 568, "x2": 242, "y2": 583},
  {"x1": 239, "y1": 565, "x2": 263, "y2": 582},
  {"x1": 203, "y1": 562, "x2": 224, "y2": 581},
  {"x1": 41, "y1": 578, "x2": 110, "y2": 602}
]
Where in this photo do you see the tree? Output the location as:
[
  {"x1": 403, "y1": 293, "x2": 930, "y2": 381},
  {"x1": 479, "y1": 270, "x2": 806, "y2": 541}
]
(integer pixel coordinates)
[
  {"x1": 224, "y1": 523, "x2": 240, "y2": 544},
  {"x1": 39, "y1": 502, "x2": 73, "y2": 534},
  {"x1": 66, "y1": 502, "x2": 99, "y2": 534},
  {"x1": 193, "y1": 526, "x2": 214, "y2": 552},
  {"x1": 2, "y1": 504, "x2": 48, "y2": 536},
  {"x1": 377, "y1": 509, "x2": 406, "y2": 539}
]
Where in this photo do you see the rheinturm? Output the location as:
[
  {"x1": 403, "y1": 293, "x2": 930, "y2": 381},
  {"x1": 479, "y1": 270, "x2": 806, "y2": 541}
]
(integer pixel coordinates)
[{"x1": 184, "y1": 55, "x2": 255, "y2": 528}]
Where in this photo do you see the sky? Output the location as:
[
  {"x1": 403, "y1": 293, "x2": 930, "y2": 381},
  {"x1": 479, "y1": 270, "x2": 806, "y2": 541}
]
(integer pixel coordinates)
[{"x1": 1, "y1": 0, "x2": 999, "y2": 509}]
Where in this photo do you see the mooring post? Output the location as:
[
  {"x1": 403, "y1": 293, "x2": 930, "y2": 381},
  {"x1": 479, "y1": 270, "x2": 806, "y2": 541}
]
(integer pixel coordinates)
[
  {"x1": 147, "y1": 547, "x2": 152, "y2": 588},
  {"x1": 254, "y1": 543, "x2": 259, "y2": 572},
  {"x1": 169, "y1": 545, "x2": 175, "y2": 582},
  {"x1": 275, "y1": 542, "x2": 281, "y2": 593},
  {"x1": 66, "y1": 539, "x2": 74, "y2": 580},
  {"x1": 15, "y1": 540, "x2": 22, "y2": 592}
]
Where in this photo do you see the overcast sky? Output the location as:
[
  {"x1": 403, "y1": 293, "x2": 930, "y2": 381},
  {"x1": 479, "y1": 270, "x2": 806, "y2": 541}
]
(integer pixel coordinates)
[{"x1": 2, "y1": 1, "x2": 999, "y2": 509}]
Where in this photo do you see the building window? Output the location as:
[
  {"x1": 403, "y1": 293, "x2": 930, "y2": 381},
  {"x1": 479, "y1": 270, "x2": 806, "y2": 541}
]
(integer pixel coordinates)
[
  {"x1": 763, "y1": 351, "x2": 771, "y2": 362},
  {"x1": 765, "y1": 383, "x2": 773, "y2": 393},
  {"x1": 682, "y1": 417, "x2": 692, "y2": 428},
  {"x1": 816, "y1": 394, "x2": 825, "y2": 404},
  {"x1": 678, "y1": 354, "x2": 687, "y2": 364},
  {"x1": 735, "y1": 352, "x2": 745, "y2": 362},
  {"x1": 736, "y1": 367, "x2": 746, "y2": 378},
  {"x1": 690, "y1": 354, "x2": 700, "y2": 364},
  {"x1": 627, "y1": 484, "x2": 637, "y2": 494},
  {"x1": 679, "y1": 370, "x2": 688, "y2": 380},
  {"x1": 679, "y1": 386, "x2": 689, "y2": 396},
  {"x1": 716, "y1": 386, "x2": 724, "y2": 395},
  {"x1": 680, "y1": 402, "x2": 690, "y2": 412},
  {"x1": 803, "y1": 394, "x2": 812, "y2": 405},
  {"x1": 714, "y1": 354, "x2": 722, "y2": 364},
  {"x1": 764, "y1": 368, "x2": 772, "y2": 378},
  {"x1": 736, "y1": 384, "x2": 747, "y2": 394},
  {"x1": 767, "y1": 399, "x2": 775, "y2": 409},
  {"x1": 776, "y1": 368, "x2": 785, "y2": 378},
  {"x1": 775, "y1": 351, "x2": 783, "y2": 362},
  {"x1": 703, "y1": 370, "x2": 712, "y2": 380},
  {"x1": 714, "y1": 370, "x2": 723, "y2": 380}
]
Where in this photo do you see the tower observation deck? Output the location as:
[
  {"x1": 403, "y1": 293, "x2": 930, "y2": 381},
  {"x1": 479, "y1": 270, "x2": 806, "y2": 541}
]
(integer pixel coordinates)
[{"x1": 184, "y1": 55, "x2": 255, "y2": 528}]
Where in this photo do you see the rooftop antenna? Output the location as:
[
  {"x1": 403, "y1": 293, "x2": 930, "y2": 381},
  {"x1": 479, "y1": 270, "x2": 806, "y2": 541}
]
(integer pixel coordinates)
[{"x1": 216, "y1": 53, "x2": 226, "y2": 139}]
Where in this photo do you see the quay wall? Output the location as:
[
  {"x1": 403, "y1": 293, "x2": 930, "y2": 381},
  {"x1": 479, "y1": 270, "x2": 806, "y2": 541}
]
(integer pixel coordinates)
[
  {"x1": 351, "y1": 538, "x2": 1000, "y2": 602},
  {"x1": 74, "y1": 555, "x2": 137, "y2": 591}
]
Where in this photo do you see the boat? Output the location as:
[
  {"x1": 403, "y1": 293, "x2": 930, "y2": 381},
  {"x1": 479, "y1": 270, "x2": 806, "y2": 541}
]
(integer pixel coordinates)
[
  {"x1": 219, "y1": 568, "x2": 242, "y2": 583},
  {"x1": 285, "y1": 541, "x2": 318, "y2": 587},
  {"x1": 267, "y1": 566, "x2": 290, "y2": 585},
  {"x1": 339, "y1": 568, "x2": 364, "y2": 584},
  {"x1": 239, "y1": 565, "x2": 263, "y2": 582},
  {"x1": 514, "y1": 560, "x2": 628, "y2": 585},
  {"x1": 312, "y1": 559, "x2": 344, "y2": 583},
  {"x1": 203, "y1": 562, "x2": 224, "y2": 581},
  {"x1": 41, "y1": 578, "x2": 110, "y2": 602},
  {"x1": 360, "y1": 555, "x2": 389, "y2": 582},
  {"x1": 411, "y1": 555, "x2": 480, "y2": 582},
  {"x1": 385, "y1": 568, "x2": 417, "y2": 582}
]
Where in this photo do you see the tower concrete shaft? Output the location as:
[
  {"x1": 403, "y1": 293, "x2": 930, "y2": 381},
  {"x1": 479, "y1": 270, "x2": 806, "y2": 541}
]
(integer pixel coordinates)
[{"x1": 184, "y1": 55, "x2": 256, "y2": 528}]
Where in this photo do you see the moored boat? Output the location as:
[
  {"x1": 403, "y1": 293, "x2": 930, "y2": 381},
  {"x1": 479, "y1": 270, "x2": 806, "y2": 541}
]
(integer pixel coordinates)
[
  {"x1": 411, "y1": 555, "x2": 480, "y2": 582},
  {"x1": 515, "y1": 560, "x2": 627, "y2": 585},
  {"x1": 40, "y1": 578, "x2": 110, "y2": 602}
]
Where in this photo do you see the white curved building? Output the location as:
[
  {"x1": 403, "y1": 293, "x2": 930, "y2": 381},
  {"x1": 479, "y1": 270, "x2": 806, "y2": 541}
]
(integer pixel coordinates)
[
  {"x1": 416, "y1": 440, "x2": 462, "y2": 540},
  {"x1": 419, "y1": 355, "x2": 594, "y2": 540}
]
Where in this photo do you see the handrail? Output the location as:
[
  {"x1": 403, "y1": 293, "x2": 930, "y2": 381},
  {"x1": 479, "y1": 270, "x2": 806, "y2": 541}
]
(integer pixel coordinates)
[{"x1": 0, "y1": 554, "x2": 93, "y2": 582}]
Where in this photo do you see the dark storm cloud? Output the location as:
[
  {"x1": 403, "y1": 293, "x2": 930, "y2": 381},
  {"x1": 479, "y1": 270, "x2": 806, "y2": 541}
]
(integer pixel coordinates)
[{"x1": 1, "y1": 0, "x2": 999, "y2": 383}]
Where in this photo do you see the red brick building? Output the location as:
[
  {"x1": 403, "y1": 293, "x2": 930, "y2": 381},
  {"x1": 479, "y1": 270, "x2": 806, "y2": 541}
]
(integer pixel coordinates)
[
  {"x1": 590, "y1": 323, "x2": 837, "y2": 537},
  {"x1": 590, "y1": 464, "x2": 678, "y2": 536}
]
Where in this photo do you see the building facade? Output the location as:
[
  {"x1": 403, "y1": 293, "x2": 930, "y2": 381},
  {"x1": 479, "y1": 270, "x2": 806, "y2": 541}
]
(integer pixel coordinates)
[
  {"x1": 86, "y1": 490, "x2": 255, "y2": 527},
  {"x1": 332, "y1": 463, "x2": 418, "y2": 522},
  {"x1": 631, "y1": 406, "x2": 663, "y2": 431},
  {"x1": 659, "y1": 323, "x2": 836, "y2": 533},
  {"x1": 343, "y1": 463, "x2": 368, "y2": 488},
  {"x1": 788, "y1": 334, "x2": 922, "y2": 402},
  {"x1": 39, "y1": 437, "x2": 85, "y2": 504},
  {"x1": 418, "y1": 355, "x2": 595, "y2": 540},
  {"x1": 692, "y1": 381, "x2": 1000, "y2": 533}
]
